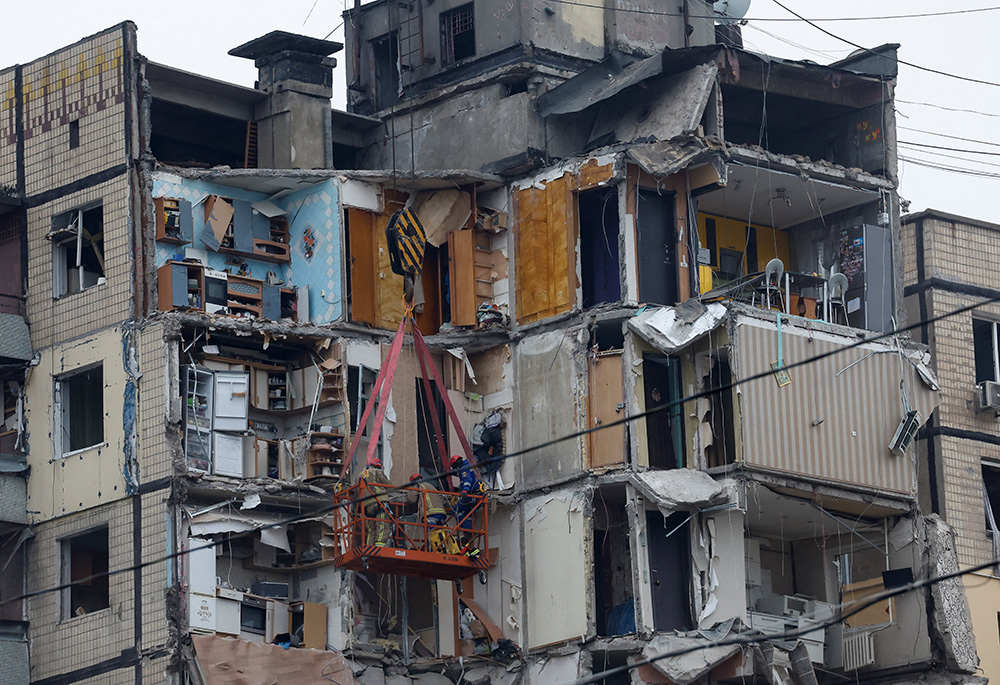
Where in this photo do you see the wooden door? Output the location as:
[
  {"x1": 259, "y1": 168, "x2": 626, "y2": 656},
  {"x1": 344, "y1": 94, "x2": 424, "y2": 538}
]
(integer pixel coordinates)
[
  {"x1": 347, "y1": 208, "x2": 376, "y2": 325},
  {"x1": 448, "y1": 229, "x2": 477, "y2": 326},
  {"x1": 588, "y1": 350, "x2": 625, "y2": 468}
]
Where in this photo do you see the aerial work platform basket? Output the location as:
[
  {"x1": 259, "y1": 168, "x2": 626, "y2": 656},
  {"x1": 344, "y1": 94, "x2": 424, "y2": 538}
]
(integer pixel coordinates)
[
  {"x1": 331, "y1": 306, "x2": 494, "y2": 583},
  {"x1": 330, "y1": 481, "x2": 490, "y2": 581}
]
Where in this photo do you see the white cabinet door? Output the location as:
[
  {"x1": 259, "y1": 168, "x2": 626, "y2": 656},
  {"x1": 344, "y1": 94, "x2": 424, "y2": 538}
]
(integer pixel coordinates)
[
  {"x1": 214, "y1": 372, "x2": 249, "y2": 432},
  {"x1": 213, "y1": 433, "x2": 244, "y2": 477}
]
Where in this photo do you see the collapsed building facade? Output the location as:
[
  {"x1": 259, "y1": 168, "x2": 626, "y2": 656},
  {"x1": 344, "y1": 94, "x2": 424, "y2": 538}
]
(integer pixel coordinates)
[{"x1": 0, "y1": 3, "x2": 985, "y2": 684}]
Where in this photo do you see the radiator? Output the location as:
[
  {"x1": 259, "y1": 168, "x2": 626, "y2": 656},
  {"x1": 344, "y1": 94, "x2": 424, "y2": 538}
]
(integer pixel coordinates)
[{"x1": 842, "y1": 629, "x2": 876, "y2": 671}]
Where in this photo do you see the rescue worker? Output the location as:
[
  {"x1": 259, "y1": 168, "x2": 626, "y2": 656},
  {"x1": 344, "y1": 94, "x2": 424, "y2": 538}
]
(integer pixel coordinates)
[
  {"x1": 451, "y1": 455, "x2": 485, "y2": 557},
  {"x1": 361, "y1": 459, "x2": 392, "y2": 547},
  {"x1": 409, "y1": 473, "x2": 447, "y2": 528}
]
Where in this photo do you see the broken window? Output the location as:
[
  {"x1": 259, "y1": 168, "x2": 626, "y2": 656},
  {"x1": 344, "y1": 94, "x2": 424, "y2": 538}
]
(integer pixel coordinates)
[
  {"x1": 974, "y1": 318, "x2": 1000, "y2": 384},
  {"x1": 55, "y1": 364, "x2": 104, "y2": 456},
  {"x1": 440, "y1": 3, "x2": 475, "y2": 65},
  {"x1": 643, "y1": 354, "x2": 684, "y2": 469},
  {"x1": 61, "y1": 527, "x2": 110, "y2": 619},
  {"x1": 1, "y1": 381, "x2": 21, "y2": 454},
  {"x1": 51, "y1": 204, "x2": 104, "y2": 298},
  {"x1": 983, "y1": 462, "x2": 1000, "y2": 535},
  {"x1": 372, "y1": 33, "x2": 401, "y2": 110},
  {"x1": 579, "y1": 187, "x2": 621, "y2": 308},
  {"x1": 595, "y1": 487, "x2": 634, "y2": 636}
]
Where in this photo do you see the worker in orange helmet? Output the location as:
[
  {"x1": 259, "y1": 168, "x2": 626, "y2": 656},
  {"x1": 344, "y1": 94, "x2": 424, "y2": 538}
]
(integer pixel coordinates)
[
  {"x1": 451, "y1": 455, "x2": 485, "y2": 557},
  {"x1": 361, "y1": 458, "x2": 391, "y2": 547}
]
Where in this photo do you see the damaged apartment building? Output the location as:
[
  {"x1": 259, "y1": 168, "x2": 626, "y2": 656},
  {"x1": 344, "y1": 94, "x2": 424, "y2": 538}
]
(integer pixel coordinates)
[{"x1": 0, "y1": 2, "x2": 984, "y2": 684}]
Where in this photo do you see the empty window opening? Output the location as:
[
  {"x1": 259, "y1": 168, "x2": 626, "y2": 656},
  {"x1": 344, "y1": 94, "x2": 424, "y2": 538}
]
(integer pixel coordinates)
[
  {"x1": 51, "y1": 204, "x2": 104, "y2": 298},
  {"x1": 68, "y1": 119, "x2": 80, "y2": 149},
  {"x1": 1, "y1": 381, "x2": 21, "y2": 455},
  {"x1": 646, "y1": 510, "x2": 692, "y2": 631},
  {"x1": 0, "y1": 212, "x2": 24, "y2": 315},
  {"x1": 579, "y1": 188, "x2": 621, "y2": 308},
  {"x1": 705, "y1": 355, "x2": 736, "y2": 468},
  {"x1": 595, "y1": 488, "x2": 634, "y2": 636},
  {"x1": 441, "y1": 4, "x2": 475, "y2": 65},
  {"x1": 61, "y1": 528, "x2": 110, "y2": 619},
  {"x1": 372, "y1": 33, "x2": 401, "y2": 110},
  {"x1": 983, "y1": 462, "x2": 1000, "y2": 536},
  {"x1": 592, "y1": 320, "x2": 625, "y2": 352},
  {"x1": 974, "y1": 318, "x2": 1000, "y2": 384},
  {"x1": 643, "y1": 354, "x2": 684, "y2": 469},
  {"x1": 416, "y1": 378, "x2": 447, "y2": 473},
  {"x1": 56, "y1": 364, "x2": 104, "y2": 456}
]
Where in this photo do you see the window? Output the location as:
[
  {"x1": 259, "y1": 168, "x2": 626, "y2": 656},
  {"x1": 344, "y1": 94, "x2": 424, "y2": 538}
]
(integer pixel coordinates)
[
  {"x1": 56, "y1": 364, "x2": 104, "y2": 456},
  {"x1": 371, "y1": 33, "x2": 400, "y2": 110},
  {"x1": 983, "y1": 462, "x2": 1000, "y2": 534},
  {"x1": 61, "y1": 528, "x2": 110, "y2": 619},
  {"x1": 974, "y1": 318, "x2": 1000, "y2": 383},
  {"x1": 51, "y1": 204, "x2": 104, "y2": 297},
  {"x1": 440, "y1": 3, "x2": 475, "y2": 65},
  {"x1": 68, "y1": 119, "x2": 80, "y2": 149}
]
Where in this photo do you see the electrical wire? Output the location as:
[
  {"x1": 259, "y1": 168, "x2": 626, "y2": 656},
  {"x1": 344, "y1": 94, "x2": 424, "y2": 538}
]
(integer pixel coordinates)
[
  {"x1": 900, "y1": 155, "x2": 1000, "y2": 179},
  {"x1": 898, "y1": 140, "x2": 1000, "y2": 157},
  {"x1": 895, "y1": 98, "x2": 1000, "y2": 119},
  {"x1": 7, "y1": 290, "x2": 1000, "y2": 611},
  {"x1": 898, "y1": 125, "x2": 1000, "y2": 148},
  {"x1": 771, "y1": 0, "x2": 1000, "y2": 88},
  {"x1": 541, "y1": 0, "x2": 1000, "y2": 23}
]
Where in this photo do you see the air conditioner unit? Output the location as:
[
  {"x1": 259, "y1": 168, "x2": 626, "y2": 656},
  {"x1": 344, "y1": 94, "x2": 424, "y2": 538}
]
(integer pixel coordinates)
[
  {"x1": 889, "y1": 410, "x2": 921, "y2": 456},
  {"x1": 978, "y1": 380, "x2": 1000, "y2": 412}
]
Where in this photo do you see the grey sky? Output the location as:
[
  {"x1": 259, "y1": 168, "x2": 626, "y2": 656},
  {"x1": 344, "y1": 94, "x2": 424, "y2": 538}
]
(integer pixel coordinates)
[{"x1": 1, "y1": 1, "x2": 995, "y2": 222}]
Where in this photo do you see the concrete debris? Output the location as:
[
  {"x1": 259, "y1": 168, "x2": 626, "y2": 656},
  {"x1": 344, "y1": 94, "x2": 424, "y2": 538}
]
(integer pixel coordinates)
[
  {"x1": 925, "y1": 515, "x2": 980, "y2": 674},
  {"x1": 628, "y1": 302, "x2": 728, "y2": 355},
  {"x1": 629, "y1": 469, "x2": 728, "y2": 515},
  {"x1": 641, "y1": 634, "x2": 740, "y2": 684},
  {"x1": 357, "y1": 665, "x2": 386, "y2": 685}
]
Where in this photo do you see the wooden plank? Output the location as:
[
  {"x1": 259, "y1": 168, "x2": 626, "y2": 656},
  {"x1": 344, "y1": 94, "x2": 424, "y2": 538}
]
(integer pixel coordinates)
[
  {"x1": 302, "y1": 602, "x2": 328, "y2": 650},
  {"x1": 588, "y1": 351, "x2": 625, "y2": 468},
  {"x1": 449, "y1": 229, "x2": 477, "y2": 327},
  {"x1": 348, "y1": 208, "x2": 377, "y2": 325},
  {"x1": 578, "y1": 159, "x2": 614, "y2": 190},
  {"x1": 514, "y1": 186, "x2": 548, "y2": 323},
  {"x1": 546, "y1": 173, "x2": 574, "y2": 317}
]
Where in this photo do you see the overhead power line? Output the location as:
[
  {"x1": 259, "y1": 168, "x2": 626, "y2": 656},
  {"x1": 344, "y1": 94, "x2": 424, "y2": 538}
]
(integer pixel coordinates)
[
  {"x1": 771, "y1": 0, "x2": 1000, "y2": 88},
  {"x1": 898, "y1": 125, "x2": 1000, "y2": 148},
  {"x1": 6, "y1": 290, "x2": 1000, "y2": 611},
  {"x1": 896, "y1": 99, "x2": 1000, "y2": 119},
  {"x1": 543, "y1": 0, "x2": 1000, "y2": 23},
  {"x1": 899, "y1": 140, "x2": 1000, "y2": 157}
]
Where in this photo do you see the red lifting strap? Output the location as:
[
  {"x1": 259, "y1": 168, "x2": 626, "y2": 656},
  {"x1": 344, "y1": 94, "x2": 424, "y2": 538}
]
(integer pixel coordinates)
[{"x1": 338, "y1": 315, "x2": 483, "y2": 483}]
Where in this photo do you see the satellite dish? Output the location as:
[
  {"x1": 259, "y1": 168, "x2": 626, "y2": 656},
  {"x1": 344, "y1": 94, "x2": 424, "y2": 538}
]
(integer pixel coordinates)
[{"x1": 713, "y1": 0, "x2": 751, "y2": 24}]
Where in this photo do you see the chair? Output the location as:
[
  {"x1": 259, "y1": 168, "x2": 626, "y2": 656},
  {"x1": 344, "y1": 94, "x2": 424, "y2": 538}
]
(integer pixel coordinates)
[
  {"x1": 754, "y1": 258, "x2": 784, "y2": 311},
  {"x1": 828, "y1": 273, "x2": 849, "y2": 324}
]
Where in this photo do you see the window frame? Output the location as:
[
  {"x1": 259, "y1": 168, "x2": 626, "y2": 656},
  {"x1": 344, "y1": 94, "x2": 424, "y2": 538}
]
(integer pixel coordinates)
[
  {"x1": 51, "y1": 203, "x2": 105, "y2": 299},
  {"x1": 54, "y1": 362, "x2": 105, "y2": 458},
  {"x1": 440, "y1": 3, "x2": 476, "y2": 66},
  {"x1": 59, "y1": 526, "x2": 111, "y2": 621}
]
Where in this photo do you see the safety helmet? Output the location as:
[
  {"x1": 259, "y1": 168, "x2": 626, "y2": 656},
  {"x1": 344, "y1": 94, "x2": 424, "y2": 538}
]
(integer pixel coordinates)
[
  {"x1": 409, "y1": 473, "x2": 421, "y2": 482},
  {"x1": 451, "y1": 455, "x2": 464, "y2": 468},
  {"x1": 368, "y1": 458, "x2": 382, "y2": 468}
]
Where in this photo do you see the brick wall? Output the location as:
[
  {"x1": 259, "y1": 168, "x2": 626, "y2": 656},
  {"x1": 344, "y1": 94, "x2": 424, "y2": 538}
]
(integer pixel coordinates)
[
  {"x1": 24, "y1": 173, "x2": 132, "y2": 350},
  {"x1": 903, "y1": 213, "x2": 1000, "y2": 567}
]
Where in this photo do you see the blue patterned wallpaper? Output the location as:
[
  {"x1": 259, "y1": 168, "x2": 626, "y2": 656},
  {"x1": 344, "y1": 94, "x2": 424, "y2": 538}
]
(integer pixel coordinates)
[{"x1": 152, "y1": 174, "x2": 343, "y2": 324}]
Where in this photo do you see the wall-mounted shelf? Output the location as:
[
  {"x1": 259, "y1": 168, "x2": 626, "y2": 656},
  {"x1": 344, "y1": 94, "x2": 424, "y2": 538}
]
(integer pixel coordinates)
[{"x1": 155, "y1": 197, "x2": 193, "y2": 245}]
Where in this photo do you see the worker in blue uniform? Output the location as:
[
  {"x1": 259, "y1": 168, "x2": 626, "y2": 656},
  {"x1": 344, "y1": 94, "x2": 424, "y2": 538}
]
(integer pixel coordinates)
[{"x1": 451, "y1": 455, "x2": 484, "y2": 557}]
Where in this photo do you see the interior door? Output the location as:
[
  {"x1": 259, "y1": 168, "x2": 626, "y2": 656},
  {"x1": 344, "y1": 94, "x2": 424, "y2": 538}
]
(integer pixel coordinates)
[
  {"x1": 347, "y1": 208, "x2": 376, "y2": 325},
  {"x1": 636, "y1": 189, "x2": 678, "y2": 305},
  {"x1": 643, "y1": 354, "x2": 684, "y2": 469},
  {"x1": 646, "y1": 510, "x2": 693, "y2": 632},
  {"x1": 588, "y1": 351, "x2": 625, "y2": 468}
]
